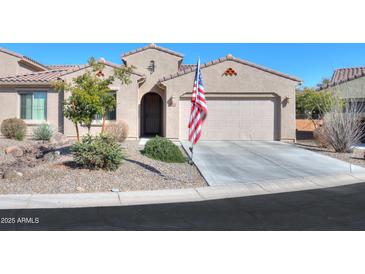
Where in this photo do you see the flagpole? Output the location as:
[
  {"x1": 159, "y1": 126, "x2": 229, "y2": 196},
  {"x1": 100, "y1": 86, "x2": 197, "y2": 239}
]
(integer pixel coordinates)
[{"x1": 189, "y1": 58, "x2": 200, "y2": 165}]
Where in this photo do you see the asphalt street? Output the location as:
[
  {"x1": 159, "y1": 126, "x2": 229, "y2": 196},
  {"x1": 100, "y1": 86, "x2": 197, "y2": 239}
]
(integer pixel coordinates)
[{"x1": 2, "y1": 182, "x2": 365, "y2": 230}]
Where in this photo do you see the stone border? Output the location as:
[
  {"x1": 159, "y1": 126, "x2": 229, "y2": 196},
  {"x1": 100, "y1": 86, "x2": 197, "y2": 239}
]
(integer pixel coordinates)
[{"x1": 0, "y1": 172, "x2": 365, "y2": 210}]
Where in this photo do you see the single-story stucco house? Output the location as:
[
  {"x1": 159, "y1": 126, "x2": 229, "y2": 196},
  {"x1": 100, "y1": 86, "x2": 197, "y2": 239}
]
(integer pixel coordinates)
[
  {"x1": 0, "y1": 44, "x2": 301, "y2": 141},
  {"x1": 319, "y1": 67, "x2": 365, "y2": 103}
]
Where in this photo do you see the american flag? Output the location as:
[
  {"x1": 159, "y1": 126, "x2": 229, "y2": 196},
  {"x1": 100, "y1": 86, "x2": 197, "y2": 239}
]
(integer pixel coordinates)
[{"x1": 188, "y1": 59, "x2": 207, "y2": 144}]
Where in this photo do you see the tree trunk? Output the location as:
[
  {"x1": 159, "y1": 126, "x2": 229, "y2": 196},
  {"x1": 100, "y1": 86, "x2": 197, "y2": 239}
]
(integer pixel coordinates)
[
  {"x1": 75, "y1": 122, "x2": 80, "y2": 141},
  {"x1": 101, "y1": 113, "x2": 106, "y2": 134}
]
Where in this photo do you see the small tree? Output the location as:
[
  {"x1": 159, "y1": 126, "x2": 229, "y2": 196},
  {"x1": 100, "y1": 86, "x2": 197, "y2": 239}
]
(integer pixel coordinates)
[
  {"x1": 296, "y1": 88, "x2": 334, "y2": 127},
  {"x1": 53, "y1": 58, "x2": 133, "y2": 140},
  {"x1": 87, "y1": 58, "x2": 132, "y2": 133},
  {"x1": 100, "y1": 91, "x2": 116, "y2": 133},
  {"x1": 316, "y1": 77, "x2": 331, "y2": 89}
]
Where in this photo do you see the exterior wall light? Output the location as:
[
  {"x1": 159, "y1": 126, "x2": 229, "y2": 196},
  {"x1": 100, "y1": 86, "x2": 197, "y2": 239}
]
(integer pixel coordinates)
[
  {"x1": 169, "y1": 96, "x2": 176, "y2": 107},
  {"x1": 282, "y1": 96, "x2": 290, "y2": 107},
  {"x1": 148, "y1": 60, "x2": 155, "y2": 74}
]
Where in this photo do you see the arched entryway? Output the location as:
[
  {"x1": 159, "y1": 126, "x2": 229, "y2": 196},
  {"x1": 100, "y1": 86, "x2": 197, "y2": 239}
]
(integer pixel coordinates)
[{"x1": 140, "y1": 92, "x2": 163, "y2": 137}]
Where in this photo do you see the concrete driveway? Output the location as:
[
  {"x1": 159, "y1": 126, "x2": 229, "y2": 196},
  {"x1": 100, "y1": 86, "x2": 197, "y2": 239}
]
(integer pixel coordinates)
[{"x1": 181, "y1": 141, "x2": 365, "y2": 186}]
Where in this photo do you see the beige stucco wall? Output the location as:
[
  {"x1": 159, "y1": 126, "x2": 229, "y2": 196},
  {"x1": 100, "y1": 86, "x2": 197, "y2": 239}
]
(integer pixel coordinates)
[
  {"x1": 0, "y1": 86, "x2": 60, "y2": 137},
  {"x1": 0, "y1": 51, "x2": 41, "y2": 78},
  {"x1": 323, "y1": 77, "x2": 365, "y2": 99},
  {"x1": 123, "y1": 48, "x2": 182, "y2": 137},
  {"x1": 161, "y1": 60, "x2": 298, "y2": 141},
  {"x1": 123, "y1": 48, "x2": 181, "y2": 84},
  {"x1": 61, "y1": 65, "x2": 141, "y2": 139}
]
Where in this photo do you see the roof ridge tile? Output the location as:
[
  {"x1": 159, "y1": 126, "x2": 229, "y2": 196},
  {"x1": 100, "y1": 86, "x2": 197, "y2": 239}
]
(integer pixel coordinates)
[{"x1": 122, "y1": 43, "x2": 184, "y2": 59}]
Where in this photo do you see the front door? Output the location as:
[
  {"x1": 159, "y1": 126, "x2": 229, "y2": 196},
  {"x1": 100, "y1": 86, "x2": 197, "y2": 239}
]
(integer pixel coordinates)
[{"x1": 141, "y1": 93, "x2": 162, "y2": 136}]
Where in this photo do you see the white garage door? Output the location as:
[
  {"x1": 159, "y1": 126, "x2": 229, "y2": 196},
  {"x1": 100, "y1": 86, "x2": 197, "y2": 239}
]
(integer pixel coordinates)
[{"x1": 179, "y1": 98, "x2": 277, "y2": 141}]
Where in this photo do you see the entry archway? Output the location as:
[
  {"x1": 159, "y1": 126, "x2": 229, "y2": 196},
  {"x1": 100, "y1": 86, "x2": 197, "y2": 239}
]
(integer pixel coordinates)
[{"x1": 140, "y1": 92, "x2": 163, "y2": 137}]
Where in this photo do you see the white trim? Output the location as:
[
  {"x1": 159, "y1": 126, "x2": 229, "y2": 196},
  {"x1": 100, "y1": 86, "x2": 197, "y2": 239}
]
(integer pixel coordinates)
[{"x1": 23, "y1": 120, "x2": 48, "y2": 126}]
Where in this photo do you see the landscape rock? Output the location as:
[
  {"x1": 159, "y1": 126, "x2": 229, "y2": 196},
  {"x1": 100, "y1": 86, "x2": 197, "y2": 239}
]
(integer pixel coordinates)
[
  {"x1": 76, "y1": 186, "x2": 85, "y2": 192},
  {"x1": 3, "y1": 170, "x2": 23, "y2": 180},
  {"x1": 50, "y1": 132, "x2": 68, "y2": 145},
  {"x1": 5, "y1": 146, "x2": 23, "y2": 157},
  {"x1": 43, "y1": 153, "x2": 55, "y2": 162},
  {"x1": 35, "y1": 145, "x2": 55, "y2": 159},
  {"x1": 43, "y1": 151, "x2": 60, "y2": 162},
  {"x1": 352, "y1": 148, "x2": 365, "y2": 159}
]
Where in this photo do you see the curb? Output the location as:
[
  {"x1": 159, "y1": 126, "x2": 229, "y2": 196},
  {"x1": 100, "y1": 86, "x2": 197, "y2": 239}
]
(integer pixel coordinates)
[{"x1": 0, "y1": 172, "x2": 365, "y2": 210}]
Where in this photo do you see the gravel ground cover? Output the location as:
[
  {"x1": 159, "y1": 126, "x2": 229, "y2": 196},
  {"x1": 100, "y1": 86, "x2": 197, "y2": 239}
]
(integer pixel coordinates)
[
  {"x1": 295, "y1": 139, "x2": 365, "y2": 168},
  {"x1": 0, "y1": 139, "x2": 207, "y2": 194}
]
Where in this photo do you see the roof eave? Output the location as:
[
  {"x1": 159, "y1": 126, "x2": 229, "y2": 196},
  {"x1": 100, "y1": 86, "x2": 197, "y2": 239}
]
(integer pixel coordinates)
[
  {"x1": 58, "y1": 62, "x2": 146, "y2": 79},
  {"x1": 159, "y1": 56, "x2": 302, "y2": 83},
  {"x1": 0, "y1": 82, "x2": 53, "y2": 87},
  {"x1": 18, "y1": 59, "x2": 48, "y2": 71},
  {"x1": 121, "y1": 43, "x2": 184, "y2": 61}
]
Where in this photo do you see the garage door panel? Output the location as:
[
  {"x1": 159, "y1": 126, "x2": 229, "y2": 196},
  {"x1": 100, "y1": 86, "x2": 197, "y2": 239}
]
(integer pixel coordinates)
[{"x1": 179, "y1": 97, "x2": 276, "y2": 141}]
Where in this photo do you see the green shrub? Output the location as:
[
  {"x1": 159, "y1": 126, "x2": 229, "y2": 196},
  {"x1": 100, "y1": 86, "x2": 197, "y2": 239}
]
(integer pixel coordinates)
[
  {"x1": 33, "y1": 123, "x2": 53, "y2": 141},
  {"x1": 71, "y1": 134, "x2": 124, "y2": 171},
  {"x1": 143, "y1": 136, "x2": 186, "y2": 163},
  {"x1": 15, "y1": 131, "x2": 26, "y2": 141},
  {"x1": 0, "y1": 118, "x2": 27, "y2": 140}
]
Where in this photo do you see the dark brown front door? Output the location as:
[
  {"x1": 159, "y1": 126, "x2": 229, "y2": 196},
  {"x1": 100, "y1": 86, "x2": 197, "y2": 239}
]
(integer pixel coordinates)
[{"x1": 141, "y1": 93, "x2": 162, "y2": 136}]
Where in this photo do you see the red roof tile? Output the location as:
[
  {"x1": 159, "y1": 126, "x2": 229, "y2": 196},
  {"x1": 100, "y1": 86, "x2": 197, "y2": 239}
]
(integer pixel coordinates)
[
  {"x1": 179, "y1": 64, "x2": 196, "y2": 72},
  {"x1": 321, "y1": 67, "x2": 365, "y2": 89},
  {"x1": 47, "y1": 64, "x2": 86, "y2": 71},
  {"x1": 58, "y1": 59, "x2": 145, "y2": 78},
  {"x1": 0, "y1": 60, "x2": 145, "y2": 85},
  {"x1": 0, "y1": 69, "x2": 68, "y2": 84}
]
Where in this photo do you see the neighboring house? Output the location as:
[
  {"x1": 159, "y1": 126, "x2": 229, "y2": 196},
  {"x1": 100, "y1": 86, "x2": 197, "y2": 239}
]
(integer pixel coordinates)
[
  {"x1": 0, "y1": 44, "x2": 301, "y2": 141},
  {"x1": 319, "y1": 67, "x2": 365, "y2": 101}
]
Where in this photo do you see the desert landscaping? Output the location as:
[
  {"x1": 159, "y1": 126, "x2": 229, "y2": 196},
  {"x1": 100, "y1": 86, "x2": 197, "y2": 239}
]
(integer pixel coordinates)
[{"x1": 0, "y1": 136, "x2": 206, "y2": 194}]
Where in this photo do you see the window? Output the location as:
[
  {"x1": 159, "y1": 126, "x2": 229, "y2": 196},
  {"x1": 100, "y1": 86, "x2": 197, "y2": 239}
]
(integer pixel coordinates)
[
  {"x1": 93, "y1": 91, "x2": 116, "y2": 122},
  {"x1": 20, "y1": 91, "x2": 47, "y2": 121}
]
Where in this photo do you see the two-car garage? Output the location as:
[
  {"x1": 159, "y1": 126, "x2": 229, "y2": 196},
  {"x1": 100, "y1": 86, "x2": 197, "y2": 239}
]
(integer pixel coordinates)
[
  {"x1": 179, "y1": 96, "x2": 280, "y2": 141},
  {"x1": 161, "y1": 54, "x2": 300, "y2": 142}
]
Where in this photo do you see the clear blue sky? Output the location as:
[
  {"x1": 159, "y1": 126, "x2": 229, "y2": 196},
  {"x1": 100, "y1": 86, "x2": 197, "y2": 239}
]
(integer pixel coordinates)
[{"x1": 2, "y1": 43, "x2": 365, "y2": 87}]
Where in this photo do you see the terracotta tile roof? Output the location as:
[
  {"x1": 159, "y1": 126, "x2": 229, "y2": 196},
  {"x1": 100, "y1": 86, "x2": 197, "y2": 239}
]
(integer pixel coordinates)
[
  {"x1": 122, "y1": 43, "x2": 183, "y2": 59},
  {"x1": 159, "y1": 54, "x2": 301, "y2": 83},
  {"x1": 179, "y1": 64, "x2": 196, "y2": 72},
  {"x1": 0, "y1": 69, "x2": 69, "y2": 84},
  {"x1": 0, "y1": 47, "x2": 48, "y2": 71},
  {"x1": 0, "y1": 59, "x2": 145, "y2": 85},
  {"x1": 47, "y1": 64, "x2": 86, "y2": 70},
  {"x1": 320, "y1": 67, "x2": 365, "y2": 89},
  {"x1": 98, "y1": 59, "x2": 145, "y2": 77},
  {"x1": 61, "y1": 59, "x2": 145, "y2": 78}
]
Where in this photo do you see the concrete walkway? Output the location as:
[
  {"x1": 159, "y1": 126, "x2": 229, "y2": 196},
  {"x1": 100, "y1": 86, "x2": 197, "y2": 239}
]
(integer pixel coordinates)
[
  {"x1": 181, "y1": 141, "x2": 365, "y2": 186},
  {"x1": 1, "y1": 172, "x2": 365, "y2": 210}
]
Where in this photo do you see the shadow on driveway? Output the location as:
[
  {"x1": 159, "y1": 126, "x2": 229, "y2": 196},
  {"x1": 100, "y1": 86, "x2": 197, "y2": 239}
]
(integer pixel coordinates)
[{"x1": 2, "y1": 182, "x2": 365, "y2": 231}]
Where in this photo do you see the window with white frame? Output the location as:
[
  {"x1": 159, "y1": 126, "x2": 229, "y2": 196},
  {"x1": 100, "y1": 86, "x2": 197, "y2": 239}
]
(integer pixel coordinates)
[{"x1": 19, "y1": 91, "x2": 47, "y2": 122}]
